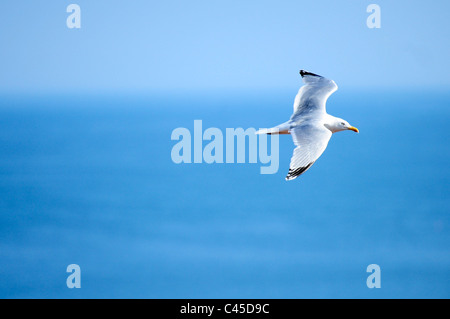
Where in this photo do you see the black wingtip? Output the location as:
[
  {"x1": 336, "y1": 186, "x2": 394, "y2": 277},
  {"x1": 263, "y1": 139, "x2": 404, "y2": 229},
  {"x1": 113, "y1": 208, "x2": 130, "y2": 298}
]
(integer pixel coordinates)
[
  {"x1": 285, "y1": 162, "x2": 315, "y2": 180},
  {"x1": 299, "y1": 70, "x2": 321, "y2": 78}
]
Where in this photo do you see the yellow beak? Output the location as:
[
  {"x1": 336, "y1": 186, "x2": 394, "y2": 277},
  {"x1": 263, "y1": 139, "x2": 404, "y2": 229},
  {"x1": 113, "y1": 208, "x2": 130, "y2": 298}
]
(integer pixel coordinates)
[{"x1": 348, "y1": 126, "x2": 359, "y2": 133}]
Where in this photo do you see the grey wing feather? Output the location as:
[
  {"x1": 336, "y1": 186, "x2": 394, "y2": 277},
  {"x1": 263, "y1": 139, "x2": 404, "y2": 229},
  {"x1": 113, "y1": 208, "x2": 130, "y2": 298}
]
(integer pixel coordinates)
[
  {"x1": 292, "y1": 71, "x2": 338, "y2": 117},
  {"x1": 286, "y1": 125, "x2": 332, "y2": 181}
]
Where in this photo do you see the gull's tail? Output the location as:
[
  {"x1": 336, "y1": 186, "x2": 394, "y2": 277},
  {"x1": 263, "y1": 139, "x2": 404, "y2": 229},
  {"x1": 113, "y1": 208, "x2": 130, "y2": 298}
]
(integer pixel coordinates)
[{"x1": 256, "y1": 121, "x2": 291, "y2": 135}]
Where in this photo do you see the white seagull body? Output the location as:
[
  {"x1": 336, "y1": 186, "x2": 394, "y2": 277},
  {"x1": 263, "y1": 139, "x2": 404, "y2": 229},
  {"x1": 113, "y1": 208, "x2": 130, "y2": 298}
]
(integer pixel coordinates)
[{"x1": 256, "y1": 70, "x2": 359, "y2": 181}]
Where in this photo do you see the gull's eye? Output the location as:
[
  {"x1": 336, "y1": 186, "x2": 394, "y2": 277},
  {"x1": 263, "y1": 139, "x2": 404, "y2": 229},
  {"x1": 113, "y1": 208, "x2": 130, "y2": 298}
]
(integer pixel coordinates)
[{"x1": 340, "y1": 122, "x2": 345, "y2": 125}]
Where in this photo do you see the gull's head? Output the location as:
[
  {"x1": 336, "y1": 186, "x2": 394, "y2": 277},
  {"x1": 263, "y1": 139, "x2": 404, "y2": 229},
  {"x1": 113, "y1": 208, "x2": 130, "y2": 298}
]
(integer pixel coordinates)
[{"x1": 327, "y1": 117, "x2": 359, "y2": 133}]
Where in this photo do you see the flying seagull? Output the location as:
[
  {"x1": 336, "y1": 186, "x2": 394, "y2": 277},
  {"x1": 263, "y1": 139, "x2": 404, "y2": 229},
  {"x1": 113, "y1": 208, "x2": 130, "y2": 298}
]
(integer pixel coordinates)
[{"x1": 256, "y1": 70, "x2": 359, "y2": 181}]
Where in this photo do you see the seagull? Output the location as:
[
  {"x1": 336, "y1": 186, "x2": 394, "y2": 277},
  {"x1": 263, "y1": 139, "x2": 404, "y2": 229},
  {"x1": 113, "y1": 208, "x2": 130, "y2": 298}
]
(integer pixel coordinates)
[{"x1": 256, "y1": 70, "x2": 359, "y2": 181}]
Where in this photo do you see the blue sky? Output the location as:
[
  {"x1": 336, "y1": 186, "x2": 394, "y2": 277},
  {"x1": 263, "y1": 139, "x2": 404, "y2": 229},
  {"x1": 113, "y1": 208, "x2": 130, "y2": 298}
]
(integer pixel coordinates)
[{"x1": 0, "y1": 0, "x2": 449, "y2": 93}]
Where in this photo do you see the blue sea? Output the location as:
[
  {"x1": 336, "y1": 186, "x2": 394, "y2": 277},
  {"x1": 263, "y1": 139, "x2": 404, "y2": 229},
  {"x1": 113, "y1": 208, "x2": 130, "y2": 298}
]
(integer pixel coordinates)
[{"x1": 0, "y1": 90, "x2": 449, "y2": 298}]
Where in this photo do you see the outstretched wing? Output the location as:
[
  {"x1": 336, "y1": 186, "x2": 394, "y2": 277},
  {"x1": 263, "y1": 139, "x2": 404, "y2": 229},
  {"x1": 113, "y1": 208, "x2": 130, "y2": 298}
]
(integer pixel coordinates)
[
  {"x1": 286, "y1": 124, "x2": 332, "y2": 181},
  {"x1": 292, "y1": 70, "x2": 338, "y2": 117}
]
